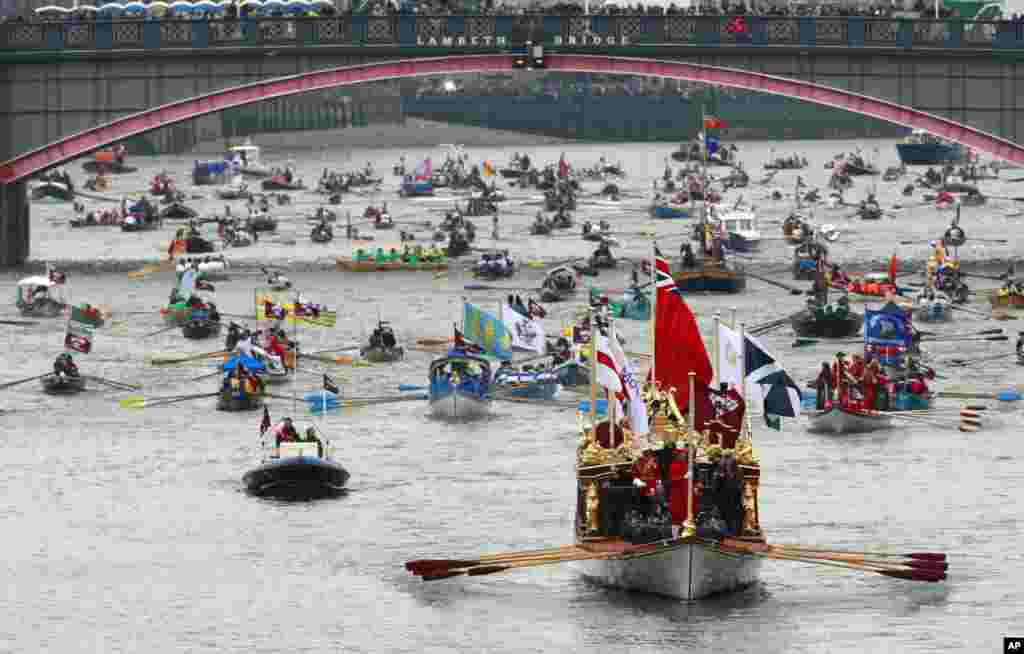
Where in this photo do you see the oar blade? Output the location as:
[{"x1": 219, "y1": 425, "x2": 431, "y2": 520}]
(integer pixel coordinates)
[{"x1": 119, "y1": 395, "x2": 146, "y2": 409}]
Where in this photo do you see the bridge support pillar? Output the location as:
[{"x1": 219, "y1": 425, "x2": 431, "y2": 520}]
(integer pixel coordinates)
[{"x1": 0, "y1": 182, "x2": 29, "y2": 267}]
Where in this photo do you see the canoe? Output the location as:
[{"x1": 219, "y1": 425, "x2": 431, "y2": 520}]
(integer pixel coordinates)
[
  {"x1": 243, "y1": 453, "x2": 350, "y2": 500},
  {"x1": 40, "y1": 373, "x2": 86, "y2": 395},
  {"x1": 335, "y1": 258, "x2": 449, "y2": 272},
  {"x1": 806, "y1": 406, "x2": 893, "y2": 434},
  {"x1": 216, "y1": 391, "x2": 263, "y2": 412},
  {"x1": 790, "y1": 310, "x2": 863, "y2": 338},
  {"x1": 361, "y1": 345, "x2": 404, "y2": 363},
  {"x1": 182, "y1": 319, "x2": 222, "y2": 340}
]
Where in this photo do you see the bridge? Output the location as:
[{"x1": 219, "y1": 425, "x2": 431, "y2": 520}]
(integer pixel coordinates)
[{"x1": 2, "y1": 14, "x2": 1024, "y2": 264}]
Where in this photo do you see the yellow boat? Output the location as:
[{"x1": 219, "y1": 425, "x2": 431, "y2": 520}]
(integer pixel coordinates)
[{"x1": 336, "y1": 258, "x2": 449, "y2": 273}]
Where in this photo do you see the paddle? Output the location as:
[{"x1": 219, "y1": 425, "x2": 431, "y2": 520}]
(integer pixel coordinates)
[
  {"x1": 147, "y1": 350, "x2": 226, "y2": 366},
  {"x1": 84, "y1": 375, "x2": 140, "y2": 391},
  {"x1": 743, "y1": 271, "x2": 804, "y2": 295},
  {"x1": 0, "y1": 373, "x2": 49, "y2": 391},
  {"x1": 119, "y1": 392, "x2": 218, "y2": 409}
]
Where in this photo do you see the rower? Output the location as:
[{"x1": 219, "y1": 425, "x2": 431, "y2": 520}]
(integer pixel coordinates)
[
  {"x1": 272, "y1": 417, "x2": 300, "y2": 445},
  {"x1": 53, "y1": 352, "x2": 79, "y2": 378}
]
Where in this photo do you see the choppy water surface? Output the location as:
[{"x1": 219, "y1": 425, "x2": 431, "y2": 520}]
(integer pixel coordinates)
[{"x1": 3, "y1": 136, "x2": 1023, "y2": 653}]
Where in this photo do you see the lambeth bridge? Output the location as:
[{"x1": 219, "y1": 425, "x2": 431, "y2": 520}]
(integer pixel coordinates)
[{"x1": 2, "y1": 13, "x2": 1024, "y2": 264}]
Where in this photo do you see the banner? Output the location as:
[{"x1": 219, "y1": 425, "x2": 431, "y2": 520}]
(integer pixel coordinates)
[
  {"x1": 462, "y1": 302, "x2": 513, "y2": 360},
  {"x1": 501, "y1": 304, "x2": 545, "y2": 354},
  {"x1": 864, "y1": 304, "x2": 912, "y2": 366}
]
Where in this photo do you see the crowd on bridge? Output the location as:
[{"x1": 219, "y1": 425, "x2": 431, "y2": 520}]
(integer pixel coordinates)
[{"x1": 0, "y1": 0, "x2": 989, "y2": 22}]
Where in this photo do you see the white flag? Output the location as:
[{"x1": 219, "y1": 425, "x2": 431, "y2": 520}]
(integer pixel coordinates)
[
  {"x1": 594, "y1": 333, "x2": 622, "y2": 394},
  {"x1": 717, "y1": 323, "x2": 743, "y2": 390},
  {"x1": 501, "y1": 304, "x2": 545, "y2": 354},
  {"x1": 608, "y1": 330, "x2": 648, "y2": 436}
]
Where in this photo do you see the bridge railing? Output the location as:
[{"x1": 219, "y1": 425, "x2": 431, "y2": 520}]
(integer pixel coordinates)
[{"x1": 1, "y1": 15, "x2": 1020, "y2": 52}]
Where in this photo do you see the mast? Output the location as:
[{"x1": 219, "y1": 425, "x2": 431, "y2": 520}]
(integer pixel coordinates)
[
  {"x1": 711, "y1": 311, "x2": 720, "y2": 387},
  {"x1": 649, "y1": 241, "x2": 656, "y2": 386},
  {"x1": 685, "y1": 371, "x2": 696, "y2": 531},
  {"x1": 589, "y1": 304, "x2": 597, "y2": 435},
  {"x1": 608, "y1": 314, "x2": 616, "y2": 445}
]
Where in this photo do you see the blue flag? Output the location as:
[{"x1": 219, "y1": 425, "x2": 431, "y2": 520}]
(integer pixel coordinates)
[
  {"x1": 707, "y1": 137, "x2": 720, "y2": 156},
  {"x1": 462, "y1": 303, "x2": 513, "y2": 361}
]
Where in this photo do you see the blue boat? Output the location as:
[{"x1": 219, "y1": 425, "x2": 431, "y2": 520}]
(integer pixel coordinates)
[
  {"x1": 494, "y1": 367, "x2": 561, "y2": 400},
  {"x1": 193, "y1": 159, "x2": 230, "y2": 185},
  {"x1": 399, "y1": 177, "x2": 434, "y2": 197},
  {"x1": 428, "y1": 351, "x2": 493, "y2": 419},
  {"x1": 896, "y1": 130, "x2": 964, "y2": 165},
  {"x1": 650, "y1": 203, "x2": 689, "y2": 219}
]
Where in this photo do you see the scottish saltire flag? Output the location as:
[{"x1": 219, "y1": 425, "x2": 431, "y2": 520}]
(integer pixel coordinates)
[
  {"x1": 462, "y1": 302, "x2": 513, "y2": 360},
  {"x1": 744, "y1": 333, "x2": 802, "y2": 428}
]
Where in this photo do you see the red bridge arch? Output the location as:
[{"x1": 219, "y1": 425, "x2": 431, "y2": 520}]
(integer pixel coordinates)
[{"x1": 2, "y1": 53, "x2": 1023, "y2": 183}]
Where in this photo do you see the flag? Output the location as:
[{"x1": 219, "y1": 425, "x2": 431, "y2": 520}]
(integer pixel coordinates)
[
  {"x1": 889, "y1": 253, "x2": 897, "y2": 284},
  {"x1": 608, "y1": 327, "x2": 648, "y2": 436},
  {"x1": 717, "y1": 323, "x2": 744, "y2": 390},
  {"x1": 594, "y1": 332, "x2": 623, "y2": 394},
  {"x1": 64, "y1": 328, "x2": 92, "y2": 354},
  {"x1": 462, "y1": 302, "x2": 512, "y2": 360},
  {"x1": 482, "y1": 161, "x2": 495, "y2": 178},
  {"x1": 323, "y1": 374, "x2": 339, "y2": 395},
  {"x1": 754, "y1": 369, "x2": 802, "y2": 428},
  {"x1": 528, "y1": 298, "x2": 547, "y2": 319},
  {"x1": 558, "y1": 153, "x2": 569, "y2": 179},
  {"x1": 48, "y1": 269, "x2": 67, "y2": 285},
  {"x1": 501, "y1": 303, "x2": 546, "y2": 354},
  {"x1": 453, "y1": 326, "x2": 485, "y2": 355},
  {"x1": 706, "y1": 136, "x2": 720, "y2": 156},
  {"x1": 703, "y1": 116, "x2": 727, "y2": 129},
  {"x1": 652, "y1": 254, "x2": 714, "y2": 425},
  {"x1": 260, "y1": 406, "x2": 272, "y2": 435},
  {"x1": 70, "y1": 305, "x2": 103, "y2": 329},
  {"x1": 414, "y1": 157, "x2": 432, "y2": 181}
]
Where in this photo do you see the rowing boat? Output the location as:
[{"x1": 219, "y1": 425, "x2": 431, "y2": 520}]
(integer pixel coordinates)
[
  {"x1": 806, "y1": 406, "x2": 893, "y2": 434},
  {"x1": 335, "y1": 258, "x2": 449, "y2": 273}
]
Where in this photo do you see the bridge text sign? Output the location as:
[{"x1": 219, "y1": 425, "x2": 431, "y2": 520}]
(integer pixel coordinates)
[{"x1": 416, "y1": 35, "x2": 509, "y2": 46}]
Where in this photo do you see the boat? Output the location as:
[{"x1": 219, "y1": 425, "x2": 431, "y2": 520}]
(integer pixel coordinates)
[
  {"x1": 190, "y1": 255, "x2": 230, "y2": 281},
  {"x1": 588, "y1": 247, "x2": 617, "y2": 270},
  {"x1": 40, "y1": 373, "x2": 86, "y2": 395},
  {"x1": 31, "y1": 176, "x2": 74, "y2": 201},
  {"x1": 311, "y1": 223, "x2": 334, "y2": 243},
  {"x1": 807, "y1": 405, "x2": 893, "y2": 434},
  {"x1": 399, "y1": 178, "x2": 434, "y2": 197},
  {"x1": 361, "y1": 321, "x2": 404, "y2": 363},
  {"x1": 539, "y1": 266, "x2": 578, "y2": 303},
  {"x1": 217, "y1": 388, "x2": 263, "y2": 412},
  {"x1": 81, "y1": 147, "x2": 136, "y2": 174},
  {"x1": 554, "y1": 360, "x2": 590, "y2": 388},
  {"x1": 261, "y1": 175, "x2": 304, "y2": 191},
  {"x1": 217, "y1": 183, "x2": 253, "y2": 200},
  {"x1": 793, "y1": 241, "x2": 828, "y2": 281},
  {"x1": 473, "y1": 252, "x2": 517, "y2": 279},
  {"x1": 649, "y1": 200, "x2": 689, "y2": 219},
  {"x1": 882, "y1": 166, "x2": 905, "y2": 181},
  {"x1": 428, "y1": 351, "x2": 493, "y2": 419},
  {"x1": 193, "y1": 160, "x2": 230, "y2": 186},
  {"x1": 896, "y1": 130, "x2": 964, "y2": 165},
  {"x1": 243, "y1": 438, "x2": 349, "y2": 500},
  {"x1": 764, "y1": 155, "x2": 807, "y2": 170},
  {"x1": 182, "y1": 316, "x2": 222, "y2": 340},
  {"x1": 159, "y1": 202, "x2": 197, "y2": 220},
  {"x1": 717, "y1": 209, "x2": 761, "y2": 252},
  {"x1": 336, "y1": 257, "x2": 448, "y2": 273},
  {"x1": 670, "y1": 141, "x2": 737, "y2": 166},
  {"x1": 15, "y1": 276, "x2": 67, "y2": 317},
  {"x1": 673, "y1": 260, "x2": 746, "y2": 294},
  {"x1": 246, "y1": 210, "x2": 277, "y2": 233},
  {"x1": 858, "y1": 197, "x2": 883, "y2": 220},
  {"x1": 913, "y1": 290, "x2": 952, "y2": 322},
  {"x1": 493, "y1": 367, "x2": 561, "y2": 400},
  {"x1": 844, "y1": 273, "x2": 898, "y2": 299},
  {"x1": 226, "y1": 139, "x2": 273, "y2": 178},
  {"x1": 790, "y1": 303, "x2": 863, "y2": 338}
]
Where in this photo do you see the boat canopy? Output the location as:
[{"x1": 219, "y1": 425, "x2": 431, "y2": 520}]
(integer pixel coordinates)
[{"x1": 17, "y1": 276, "x2": 55, "y2": 287}]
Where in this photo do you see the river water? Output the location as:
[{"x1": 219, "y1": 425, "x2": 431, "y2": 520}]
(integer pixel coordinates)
[{"x1": 2, "y1": 135, "x2": 1022, "y2": 653}]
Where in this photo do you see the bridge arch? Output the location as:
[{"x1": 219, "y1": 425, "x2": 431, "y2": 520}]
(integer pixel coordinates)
[{"x1": 2, "y1": 53, "x2": 1023, "y2": 183}]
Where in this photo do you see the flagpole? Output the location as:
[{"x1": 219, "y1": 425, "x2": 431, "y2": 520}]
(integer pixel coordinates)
[
  {"x1": 649, "y1": 242, "x2": 656, "y2": 387},
  {"x1": 685, "y1": 371, "x2": 696, "y2": 532},
  {"x1": 712, "y1": 311, "x2": 720, "y2": 387},
  {"x1": 609, "y1": 315, "x2": 616, "y2": 445},
  {"x1": 589, "y1": 305, "x2": 597, "y2": 436}
]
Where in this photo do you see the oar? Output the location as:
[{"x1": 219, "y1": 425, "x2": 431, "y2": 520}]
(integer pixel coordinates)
[
  {"x1": 297, "y1": 352, "x2": 361, "y2": 366},
  {"x1": 188, "y1": 370, "x2": 222, "y2": 383},
  {"x1": 916, "y1": 327, "x2": 1002, "y2": 338},
  {"x1": 948, "y1": 352, "x2": 1014, "y2": 367},
  {"x1": 147, "y1": 350, "x2": 226, "y2": 366},
  {"x1": 925, "y1": 335, "x2": 1008, "y2": 343},
  {"x1": 84, "y1": 375, "x2": 140, "y2": 391},
  {"x1": 0, "y1": 373, "x2": 49, "y2": 391},
  {"x1": 398, "y1": 384, "x2": 427, "y2": 392},
  {"x1": 743, "y1": 271, "x2": 805, "y2": 295},
  {"x1": 119, "y1": 392, "x2": 218, "y2": 409},
  {"x1": 142, "y1": 324, "x2": 184, "y2": 338},
  {"x1": 951, "y1": 304, "x2": 993, "y2": 317},
  {"x1": 0, "y1": 319, "x2": 39, "y2": 326}
]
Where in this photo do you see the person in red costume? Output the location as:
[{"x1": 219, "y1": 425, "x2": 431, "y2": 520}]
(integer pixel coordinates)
[{"x1": 267, "y1": 328, "x2": 288, "y2": 361}]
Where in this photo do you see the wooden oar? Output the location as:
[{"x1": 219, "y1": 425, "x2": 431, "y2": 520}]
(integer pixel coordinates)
[
  {"x1": 743, "y1": 271, "x2": 805, "y2": 295},
  {"x1": 142, "y1": 324, "x2": 181, "y2": 338},
  {"x1": 948, "y1": 352, "x2": 1014, "y2": 367},
  {"x1": 297, "y1": 352, "x2": 362, "y2": 366},
  {"x1": 0, "y1": 319, "x2": 39, "y2": 326},
  {"x1": 188, "y1": 370, "x2": 222, "y2": 383},
  {"x1": 147, "y1": 350, "x2": 227, "y2": 366},
  {"x1": 951, "y1": 304, "x2": 993, "y2": 317},
  {"x1": 0, "y1": 373, "x2": 49, "y2": 391},
  {"x1": 84, "y1": 375, "x2": 140, "y2": 391}
]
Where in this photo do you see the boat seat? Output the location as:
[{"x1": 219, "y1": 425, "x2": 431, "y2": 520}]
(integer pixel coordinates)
[{"x1": 278, "y1": 441, "x2": 320, "y2": 458}]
